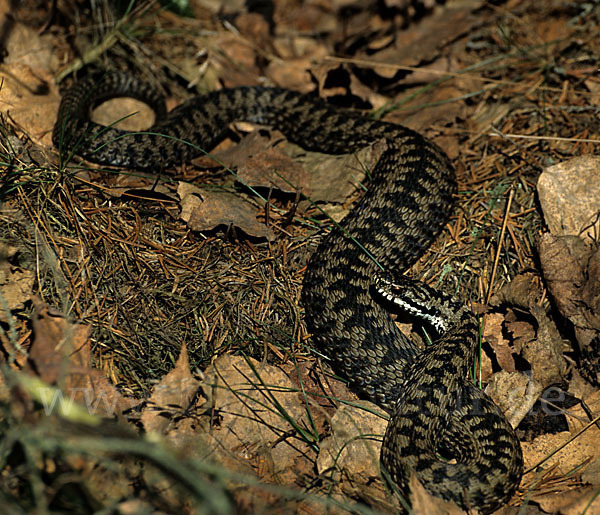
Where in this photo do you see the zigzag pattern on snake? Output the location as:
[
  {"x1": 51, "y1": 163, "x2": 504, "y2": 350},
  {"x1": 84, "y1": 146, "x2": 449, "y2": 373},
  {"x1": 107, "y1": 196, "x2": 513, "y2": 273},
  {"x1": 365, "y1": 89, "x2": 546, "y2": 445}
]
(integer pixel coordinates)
[{"x1": 54, "y1": 72, "x2": 523, "y2": 513}]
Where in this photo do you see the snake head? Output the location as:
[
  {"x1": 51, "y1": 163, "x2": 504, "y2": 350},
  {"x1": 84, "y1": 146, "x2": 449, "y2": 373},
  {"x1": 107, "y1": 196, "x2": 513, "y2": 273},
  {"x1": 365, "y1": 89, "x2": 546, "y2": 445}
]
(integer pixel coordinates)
[{"x1": 374, "y1": 271, "x2": 470, "y2": 334}]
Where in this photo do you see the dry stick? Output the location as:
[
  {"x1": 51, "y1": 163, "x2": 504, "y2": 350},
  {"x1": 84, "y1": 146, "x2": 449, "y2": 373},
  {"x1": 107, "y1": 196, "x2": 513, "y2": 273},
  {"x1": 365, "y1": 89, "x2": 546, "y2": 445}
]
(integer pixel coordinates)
[
  {"x1": 489, "y1": 132, "x2": 600, "y2": 145},
  {"x1": 475, "y1": 187, "x2": 514, "y2": 395},
  {"x1": 478, "y1": 187, "x2": 514, "y2": 355},
  {"x1": 485, "y1": 186, "x2": 514, "y2": 306}
]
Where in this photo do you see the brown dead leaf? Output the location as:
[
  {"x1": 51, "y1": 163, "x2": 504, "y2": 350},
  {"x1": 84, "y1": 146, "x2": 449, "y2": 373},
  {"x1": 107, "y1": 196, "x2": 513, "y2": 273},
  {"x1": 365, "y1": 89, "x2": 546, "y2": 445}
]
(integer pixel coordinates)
[
  {"x1": 311, "y1": 62, "x2": 389, "y2": 111},
  {"x1": 316, "y1": 400, "x2": 397, "y2": 511},
  {"x1": 0, "y1": 63, "x2": 58, "y2": 147},
  {"x1": 301, "y1": 138, "x2": 387, "y2": 203},
  {"x1": 525, "y1": 305, "x2": 568, "y2": 387},
  {"x1": 28, "y1": 298, "x2": 135, "y2": 417},
  {"x1": 198, "y1": 355, "x2": 313, "y2": 487},
  {"x1": 538, "y1": 234, "x2": 600, "y2": 384},
  {"x1": 178, "y1": 182, "x2": 275, "y2": 240},
  {"x1": 230, "y1": 131, "x2": 385, "y2": 205},
  {"x1": 0, "y1": 262, "x2": 34, "y2": 322},
  {"x1": 267, "y1": 33, "x2": 328, "y2": 92},
  {"x1": 522, "y1": 388, "x2": 600, "y2": 476},
  {"x1": 212, "y1": 33, "x2": 261, "y2": 88},
  {"x1": 212, "y1": 129, "x2": 310, "y2": 194},
  {"x1": 266, "y1": 57, "x2": 315, "y2": 92},
  {"x1": 389, "y1": 83, "x2": 465, "y2": 133},
  {"x1": 564, "y1": 389, "x2": 600, "y2": 435},
  {"x1": 483, "y1": 312, "x2": 516, "y2": 373},
  {"x1": 522, "y1": 430, "x2": 599, "y2": 511},
  {"x1": 2, "y1": 5, "x2": 56, "y2": 71},
  {"x1": 0, "y1": 6, "x2": 59, "y2": 145},
  {"x1": 141, "y1": 343, "x2": 201, "y2": 435},
  {"x1": 234, "y1": 12, "x2": 271, "y2": 52},
  {"x1": 582, "y1": 456, "x2": 600, "y2": 486},
  {"x1": 485, "y1": 370, "x2": 531, "y2": 429},
  {"x1": 365, "y1": 2, "x2": 485, "y2": 71},
  {"x1": 316, "y1": 401, "x2": 386, "y2": 482},
  {"x1": 29, "y1": 298, "x2": 90, "y2": 385},
  {"x1": 538, "y1": 234, "x2": 591, "y2": 323},
  {"x1": 490, "y1": 272, "x2": 544, "y2": 311},
  {"x1": 536, "y1": 486, "x2": 600, "y2": 515},
  {"x1": 585, "y1": 77, "x2": 600, "y2": 106},
  {"x1": 505, "y1": 317, "x2": 536, "y2": 353},
  {"x1": 488, "y1": 272, "x2": 566, "y2": 390}
]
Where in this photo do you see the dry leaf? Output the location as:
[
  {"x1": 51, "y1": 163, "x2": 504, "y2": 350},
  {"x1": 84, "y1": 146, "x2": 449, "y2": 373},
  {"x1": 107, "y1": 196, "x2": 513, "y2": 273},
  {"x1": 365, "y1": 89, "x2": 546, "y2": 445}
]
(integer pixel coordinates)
[
  {"x1": 536, "y1": 486, "x2": 600, "y2": 515},
  {"x1": 366, "y1": 2, "x2": 485, "y2": 70},
  {"x1": 178, "y1": 182, "x2": 275, "y2": 240},
  {"x1": 199, "y1": 354, "x2": 313, "y2": 486},
  {"x1": 488, "y1": 272, "x2": 567, "y2": 392},
  {"x1": 141, "y1": 342, "x2": 201, "y2": 435},
  {"x1": 538, "y1": 234, "x2": 600, "y2": 384},
  {"x1": 0, "y1": 63, "x2": 58, "y2": 147},
  {"x1": 28, "y1": 298, "x2": 135, "y2": 417},
  {"x1": 212, "y1": 129, "x2": 310, "y2": 194},
  {"x1": 490, "y1": 272, "x2": 544, "y2": 310},
  {"x1": 301, "y1": 138, "x2": 387, "y2": 203},
  {"x1": 522, "y1": 406, "x2": 600, "y2": 478},
  {"x1": 483, "y1": 312, "x2": 516, "y2": 373},
  {"x1": 0, "y1": 263, "x2": 33, "y2": 322},
  {"x1": 311, "y1": 62, "x2": 389, "y2": 111},
  {"x1": 29, "y1": 299, "x2": 90, "y2": 385},
  {"x1": 316, "y1": 401, "x2": 386, "y2": 481}
]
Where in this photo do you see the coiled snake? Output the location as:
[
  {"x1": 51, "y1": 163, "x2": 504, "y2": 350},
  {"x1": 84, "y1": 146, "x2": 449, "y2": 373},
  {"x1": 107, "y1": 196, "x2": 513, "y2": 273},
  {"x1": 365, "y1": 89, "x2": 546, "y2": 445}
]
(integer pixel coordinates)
[{"x1": 54, "y1": 72, "x2": 523, "y2": 513}]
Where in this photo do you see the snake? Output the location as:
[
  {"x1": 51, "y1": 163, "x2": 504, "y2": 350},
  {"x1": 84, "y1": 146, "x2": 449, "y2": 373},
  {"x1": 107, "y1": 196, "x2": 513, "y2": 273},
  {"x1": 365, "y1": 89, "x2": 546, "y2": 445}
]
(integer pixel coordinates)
[{"x1": 54, "y1": 71, "x2": 523, "y2": 513}]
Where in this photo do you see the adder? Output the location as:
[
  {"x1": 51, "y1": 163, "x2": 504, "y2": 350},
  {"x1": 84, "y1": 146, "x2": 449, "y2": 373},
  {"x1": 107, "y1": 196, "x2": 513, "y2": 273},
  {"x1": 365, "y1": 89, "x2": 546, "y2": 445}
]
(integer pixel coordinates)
[{"x1": 54, "y1": 71, "x2": 523, "y2": 513}]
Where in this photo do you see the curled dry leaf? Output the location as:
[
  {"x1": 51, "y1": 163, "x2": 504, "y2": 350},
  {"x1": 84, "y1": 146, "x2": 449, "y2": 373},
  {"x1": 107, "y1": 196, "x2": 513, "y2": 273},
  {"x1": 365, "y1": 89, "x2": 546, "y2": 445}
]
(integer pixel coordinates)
[
  {"x1": 302, "y1": 138, "x2": 387, "y2": 203},
  {"x1": 214, "y1": 124, "x2": 385, "y2": 204},
  {"x1": 311, "y1": 62, "x2": 389, "y2": 110},
  {"x1": 538, "y1": 233, "x2": 600, "y2": 384},
  {"x1": 212, "y1": 129, "x2": 310, "y2": 194},
  {"x1": 316, "y1": 401, "x2": 385, "y2": 481},
  {"x1": 28, "y1": 298, "x2": 135, "y2": 418},
  {"x1": 140, "y1": 342, "x2": 201, "y2": 435},
  {"x1": 483, "y1": 312, "x2": 516, "y2": 374},
  {"x1": 525, "y1": 304, "x2": 569, "y2": 387},
  {"x1": 491, "y1": 273, "x2": 567, "y2": 386},
  {"x1": 362, "y1": 2, "x2": 485, "y2": 75},
  {"x1": 178, "y1": 182, "x2": 275, "y2": 241},
  {"x1": 490, "y1": 272, "x2": 544, "y2": 310},
  {"x1": 197, "y1": 355, "x2": 313, "y2": 487},
  {"x1": 487, "y1": 273, "x2": 567, "y2": 426},
  {"x1": 521, "y1": 392, "x2": 600, "y2": 500},
  {"x1": 0, "y1": 14, "x2": 59, "y2": 146},
  {"x1": 486, "y1": 371, "x2": 537, "y2": 430},
  {"x1": 316, "y1": 401, "x2": 396, "y2": 511}
]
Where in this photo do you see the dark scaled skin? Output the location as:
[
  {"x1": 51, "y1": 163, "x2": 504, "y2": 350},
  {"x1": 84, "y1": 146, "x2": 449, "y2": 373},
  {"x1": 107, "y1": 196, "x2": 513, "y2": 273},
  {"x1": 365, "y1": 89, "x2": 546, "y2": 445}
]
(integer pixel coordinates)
[{"x1": 54, "y1": 72, "x2": 523, "y2": 513}]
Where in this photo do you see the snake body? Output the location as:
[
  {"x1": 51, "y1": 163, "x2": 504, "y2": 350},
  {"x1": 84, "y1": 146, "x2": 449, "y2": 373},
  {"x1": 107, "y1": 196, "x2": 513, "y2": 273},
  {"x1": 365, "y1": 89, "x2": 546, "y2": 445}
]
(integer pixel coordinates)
[{"x1": 54, "y1": 72, "x2": 523, "y2": 513}]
